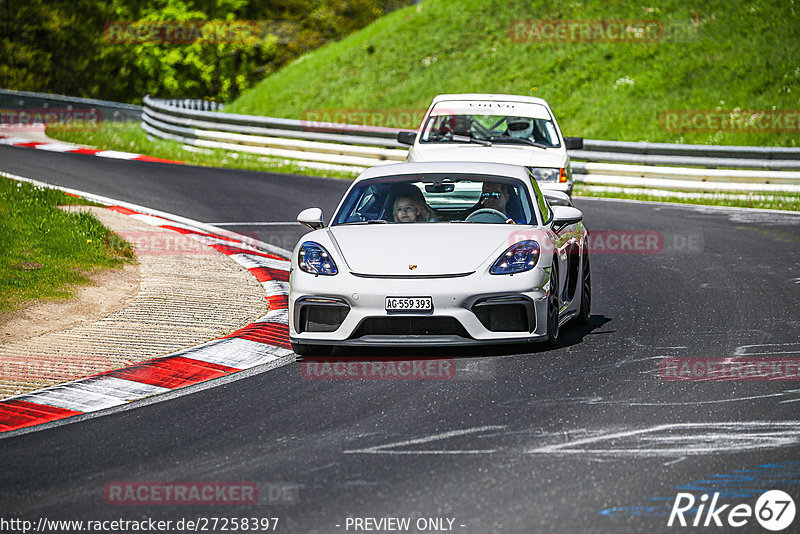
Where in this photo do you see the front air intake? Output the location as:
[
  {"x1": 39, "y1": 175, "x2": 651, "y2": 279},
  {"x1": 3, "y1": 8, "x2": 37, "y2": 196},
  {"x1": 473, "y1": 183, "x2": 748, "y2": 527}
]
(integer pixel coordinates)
[
  {"x1": 297, "y1": 298, "x2": 350, "y2": 333},
  {"x1": 351, "y1": 317, "x2": 469, "y2": 338},
  {"x1": 472, "y1": 297, "x2": 534, "y2": 332}
]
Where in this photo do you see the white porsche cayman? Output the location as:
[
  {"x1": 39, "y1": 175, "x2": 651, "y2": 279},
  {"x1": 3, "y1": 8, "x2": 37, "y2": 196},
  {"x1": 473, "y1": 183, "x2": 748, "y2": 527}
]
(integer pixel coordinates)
[{"x1": 289, "y1": 161, "x2": 590, "y2": 355}]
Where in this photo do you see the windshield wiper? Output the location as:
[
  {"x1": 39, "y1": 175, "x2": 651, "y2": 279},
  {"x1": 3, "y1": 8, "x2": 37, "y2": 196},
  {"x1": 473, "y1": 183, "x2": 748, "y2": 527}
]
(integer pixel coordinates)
[
  {"x1": 340, "y1": 219, "x2": 388, "y2": 225},
  {"x1": 489, "y1": 135, "x2": 551, "y2": 149},
  {"x1": 451, "y1": 134, "x2": 492, "y2": 147}
]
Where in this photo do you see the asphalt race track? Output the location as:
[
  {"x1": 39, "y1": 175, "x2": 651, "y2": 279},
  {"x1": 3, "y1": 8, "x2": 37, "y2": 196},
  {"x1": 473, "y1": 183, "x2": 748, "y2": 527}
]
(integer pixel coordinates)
[{"x1": 1, "y1": 145, "x2": 799, "y2": 533}]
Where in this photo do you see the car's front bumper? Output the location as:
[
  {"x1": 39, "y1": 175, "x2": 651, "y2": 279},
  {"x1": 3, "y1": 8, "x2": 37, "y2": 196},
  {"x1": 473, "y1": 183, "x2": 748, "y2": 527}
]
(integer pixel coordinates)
[{"x1": 289, "y1": 267, "x2": 551, "y2": 347}]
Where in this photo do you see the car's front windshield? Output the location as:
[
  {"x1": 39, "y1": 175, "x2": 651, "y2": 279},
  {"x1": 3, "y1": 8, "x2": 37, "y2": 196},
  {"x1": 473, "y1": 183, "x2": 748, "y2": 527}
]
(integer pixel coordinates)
[
  {"x1": 418, "y1": 102, "x2": 561, "y2": 148},
  {"x1": 331, "y1": 173, "x2": 538, "y2": 226}
]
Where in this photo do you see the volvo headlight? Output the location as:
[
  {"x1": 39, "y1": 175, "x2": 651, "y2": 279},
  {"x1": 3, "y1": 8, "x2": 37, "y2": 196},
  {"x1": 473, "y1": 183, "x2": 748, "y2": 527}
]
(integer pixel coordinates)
[
  {"x1": 298, "y1": 241, "x2": 338, "y2": 275},
  {"x1": 528, "y1": 167, "x2": 566, "y2": 183},
  {"x1": 490, "y1": 240, "x2": 540, "y2": 275}
]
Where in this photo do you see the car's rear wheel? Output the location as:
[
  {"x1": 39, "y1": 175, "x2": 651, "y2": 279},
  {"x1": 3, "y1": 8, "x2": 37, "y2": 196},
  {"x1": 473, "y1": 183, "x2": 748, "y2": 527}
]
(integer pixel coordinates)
[
  {"x1": 291, "y1": 342, "x2": 333, "y2": 356},
  {"x1": 545, "y1": 265, "x2": 560, "y2": 347},
  {"x1": 576, "y1": 251, "x2": 591, "y2": 325}
]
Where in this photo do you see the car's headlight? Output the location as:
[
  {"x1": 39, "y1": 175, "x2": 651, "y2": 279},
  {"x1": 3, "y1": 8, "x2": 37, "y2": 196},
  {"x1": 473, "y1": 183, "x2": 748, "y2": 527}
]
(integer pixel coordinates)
[
  {"x1": 528, "y1": 167, "x2": 567, "y2": 183},
  {"x1": 490, "y1": 240, "x2": 540, "y2": 275},
  {"x1": 298, "y1": 241, "x2": 338, "y2": 275}
]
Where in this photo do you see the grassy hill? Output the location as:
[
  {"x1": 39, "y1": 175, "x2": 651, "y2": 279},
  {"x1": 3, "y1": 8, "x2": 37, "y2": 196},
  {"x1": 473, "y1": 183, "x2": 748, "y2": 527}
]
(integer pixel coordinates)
[{"x1": 227, "y1": 0, "x2": 800, "y2": 147}]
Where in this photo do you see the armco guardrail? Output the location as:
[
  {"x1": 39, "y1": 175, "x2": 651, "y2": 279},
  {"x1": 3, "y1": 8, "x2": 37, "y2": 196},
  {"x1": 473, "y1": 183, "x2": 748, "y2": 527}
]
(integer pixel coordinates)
[
  {"x1": 573, "y1": 140, "x2": 800, "y2": 171},
  {"x1": 140, "y1": 95, "x2": 800, "y2": 191},
  {"x1": 1, "y1": 89, "x2": 142, "y2": 122},
  {"x1": 142, "y1": 95, "x2": 408, "y2": 170}
]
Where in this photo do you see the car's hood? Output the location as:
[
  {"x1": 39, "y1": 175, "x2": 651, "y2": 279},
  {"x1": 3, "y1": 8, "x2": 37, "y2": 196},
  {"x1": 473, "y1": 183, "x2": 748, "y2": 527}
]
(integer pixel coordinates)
[
  {"x1": 328, "y1": 224, "x2": 545, "y2": 276},
  {"x1": 409, "y1": 144, "x2": 565, "y2": 168}
]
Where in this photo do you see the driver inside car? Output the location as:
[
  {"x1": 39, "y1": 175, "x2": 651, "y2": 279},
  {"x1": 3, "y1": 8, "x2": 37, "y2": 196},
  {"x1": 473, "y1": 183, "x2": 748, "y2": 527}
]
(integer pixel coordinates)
[
  {"x1": 475, "y1": 182, "x2": 520, "y2": 224},
  {"x1": 438, "y1": 115, "x2": 474, "y2": 137},
  {"x1": 506, "y1": 116, "x2": 534, "y2": 139}
]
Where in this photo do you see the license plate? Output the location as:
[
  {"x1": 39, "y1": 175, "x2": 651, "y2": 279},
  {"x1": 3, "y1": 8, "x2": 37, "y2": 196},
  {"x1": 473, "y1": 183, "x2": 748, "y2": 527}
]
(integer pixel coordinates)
[{"x1": 385, "y1": 296, "x2": 433, "y2": 312}]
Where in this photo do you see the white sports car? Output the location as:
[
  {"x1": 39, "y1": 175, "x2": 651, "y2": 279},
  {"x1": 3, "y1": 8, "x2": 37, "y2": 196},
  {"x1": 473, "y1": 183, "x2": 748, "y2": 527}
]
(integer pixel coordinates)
[
  {"x1": 289, "y1": 161, "x2": 590, "y2": 355},
  {"x1": 399, "y1": 93, "x2": 583, "y2": 196}
]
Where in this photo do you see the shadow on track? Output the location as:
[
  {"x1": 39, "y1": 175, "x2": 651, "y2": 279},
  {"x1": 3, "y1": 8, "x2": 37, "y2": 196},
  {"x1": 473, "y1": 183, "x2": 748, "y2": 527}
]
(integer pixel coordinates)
[{"x1": 294, "y1": 314, "x2": 612, "y2": 361}]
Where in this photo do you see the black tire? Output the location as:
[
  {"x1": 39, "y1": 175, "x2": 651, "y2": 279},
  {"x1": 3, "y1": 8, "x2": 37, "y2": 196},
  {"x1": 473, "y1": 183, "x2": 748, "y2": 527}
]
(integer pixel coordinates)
[
  {"x1": 291, "y1": 342, "x2": 333, "y2": 356},
  {"x1": 545, "y1": 264, "x2": 560, "y2": 348},
  {"x1": 576, "y1": 251, "x2": 591, "y2": 325}
]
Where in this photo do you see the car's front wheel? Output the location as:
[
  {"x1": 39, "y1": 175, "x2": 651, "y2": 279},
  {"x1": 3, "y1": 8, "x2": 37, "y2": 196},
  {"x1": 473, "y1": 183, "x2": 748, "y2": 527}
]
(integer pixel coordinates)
[
  {"x1": 545, "y1": 265, "x2": 560, "y2": 348},
  {"x1": 291, "y1": 342, "x2": 333, "y2": 356}
]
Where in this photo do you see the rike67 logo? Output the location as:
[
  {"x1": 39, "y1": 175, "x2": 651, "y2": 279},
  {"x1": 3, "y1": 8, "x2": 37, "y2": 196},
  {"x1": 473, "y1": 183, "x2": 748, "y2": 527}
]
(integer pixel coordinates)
[{"x1": 668, "y1": 490, "x2": 795, "y2": 530}]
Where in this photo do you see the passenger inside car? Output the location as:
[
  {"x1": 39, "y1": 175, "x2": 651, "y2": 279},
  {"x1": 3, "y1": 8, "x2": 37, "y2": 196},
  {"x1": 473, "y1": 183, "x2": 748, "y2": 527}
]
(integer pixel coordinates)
[{"x1": 390, "y1": 184, "x2": 435, "y2": 222}]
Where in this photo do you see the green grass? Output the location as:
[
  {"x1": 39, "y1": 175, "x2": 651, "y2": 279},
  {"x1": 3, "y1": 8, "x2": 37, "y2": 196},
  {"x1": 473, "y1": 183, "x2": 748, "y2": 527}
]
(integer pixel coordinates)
[
  {"x1": 46, "y1": 122, "x2": 359, "y2": 180},
  {"x1": 227, "y1": 0, "x2": 799, "y2": 147},
  {"x1": 0, "y1": 178, "x2": 135, "y2": 315}
]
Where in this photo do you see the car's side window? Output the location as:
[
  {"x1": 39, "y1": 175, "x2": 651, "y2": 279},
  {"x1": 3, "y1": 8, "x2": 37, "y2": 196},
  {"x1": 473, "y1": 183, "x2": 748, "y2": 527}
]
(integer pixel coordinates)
[{"x1": 528, "y1": 169, "x2": 551, "y2": 224}]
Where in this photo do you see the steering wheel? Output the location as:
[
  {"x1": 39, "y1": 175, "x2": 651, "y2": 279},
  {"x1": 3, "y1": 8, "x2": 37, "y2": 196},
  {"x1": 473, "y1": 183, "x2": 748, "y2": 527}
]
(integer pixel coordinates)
[{"x1": 465, "y1": 208, "x2": 509, "y2": 223}]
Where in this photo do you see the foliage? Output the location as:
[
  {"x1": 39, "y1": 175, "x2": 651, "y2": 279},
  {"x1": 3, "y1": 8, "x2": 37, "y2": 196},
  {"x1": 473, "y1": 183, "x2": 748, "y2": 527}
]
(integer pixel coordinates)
[{"x1": 0, "y1": 0, "x2": 411, "y2": 103}]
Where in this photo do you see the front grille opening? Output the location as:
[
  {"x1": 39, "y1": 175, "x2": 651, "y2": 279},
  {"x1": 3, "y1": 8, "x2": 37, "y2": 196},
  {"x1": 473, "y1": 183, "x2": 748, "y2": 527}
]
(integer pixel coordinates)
[
  {"x1": 299, "y1": 302, "x2": 349, "y2": 333},
  {"x1": 472, "y1": 299, "x2": 532, "y2": 332},
  {"x1": 351, "y1": 317, "x2": 469, "y2": 338}
]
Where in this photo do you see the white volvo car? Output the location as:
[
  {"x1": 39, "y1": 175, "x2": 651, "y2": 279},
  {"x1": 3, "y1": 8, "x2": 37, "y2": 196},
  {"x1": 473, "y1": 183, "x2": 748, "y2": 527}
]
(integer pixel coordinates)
[
  {"x1": 289, "y1": 161, "x2": 591, "y2": 355},
  {"x1": 398, "y1": 94, "x2": 583, "y2": 197}
]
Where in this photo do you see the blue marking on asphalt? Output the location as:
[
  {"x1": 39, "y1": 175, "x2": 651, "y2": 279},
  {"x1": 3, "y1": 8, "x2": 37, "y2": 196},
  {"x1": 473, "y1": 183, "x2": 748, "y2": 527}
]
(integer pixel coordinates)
[{"x1": 598, "y1": 461, "x2": 800, "y2": 518}]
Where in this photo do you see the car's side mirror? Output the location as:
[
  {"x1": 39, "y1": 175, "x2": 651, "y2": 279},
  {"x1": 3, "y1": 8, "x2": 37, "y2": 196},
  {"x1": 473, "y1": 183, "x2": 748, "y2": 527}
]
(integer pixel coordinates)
[
  {"x1": 297, "y1": 207, "x2": 324, "y2": 230},
  {"x1": 397, "y1": 131, "x2": 417, "y2": 145},
  {"x1": 564, "y1": 137, "x2": 584, "y2": 150},
  {"x1": 543, "y1": 190, "x2": 573, "y2": 207},
  {"x1": 551, "y1": 206, "x2": 583, "y2": 231}
]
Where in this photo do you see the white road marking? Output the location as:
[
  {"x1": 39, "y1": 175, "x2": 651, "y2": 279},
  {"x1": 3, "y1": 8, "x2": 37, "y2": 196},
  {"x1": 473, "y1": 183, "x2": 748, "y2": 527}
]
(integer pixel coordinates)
[
  {"x1": 130, "y1": 213, "x2": 172, "y2": 226},
  {"x1": 617, "y1": 393, "x2": 786, "y2": 406},
  {"x1": 734, "y1": 342, "x2": 800, "y2": 356},
  {"x1": 34, "y1": 143, "x2": 80, "y2": 153},
  {"x1": 526, "y1": 421, "x2": 800, "y2": 456},
  {"x1": 344, "y1": 422, "x2": 800, "y2": 457},
  {"x1": 208, "y1": 222, "x2": 300, "y2": 226},
  {"x1": 228, "y1": 253, "x2": 290, "y2": 271},
  {"x1": 96, "y1": 150, "x2": 140, "y2": 160},
  {"x1": 344, "y1": 425, "x2": 506, "y2": 455},
  {"x1": 180, "y1": 338, "x2": 288, "y2": 369},
  {"x1": 260, "y1": 280, "x2": 290, "y2": 295},
  {"x1": 254, "y1": 309, "x2": 289, "y2": 325}
]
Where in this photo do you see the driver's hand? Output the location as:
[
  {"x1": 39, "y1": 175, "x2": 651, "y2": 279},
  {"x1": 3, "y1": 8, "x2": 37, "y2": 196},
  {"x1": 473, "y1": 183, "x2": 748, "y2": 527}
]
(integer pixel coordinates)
[{"x1": 505, "y1": 218, "x2": 515, "y2": 224}]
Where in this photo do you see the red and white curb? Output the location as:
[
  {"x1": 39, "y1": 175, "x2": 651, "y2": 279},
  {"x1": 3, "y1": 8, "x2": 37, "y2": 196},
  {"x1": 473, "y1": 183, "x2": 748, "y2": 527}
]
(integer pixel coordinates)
[
  {"x1": 0, "y1": 175, "x2": 291, "y2": 433},
  {"x1": 0, "y1": 133, "x2": 184, "y2": 165}
]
